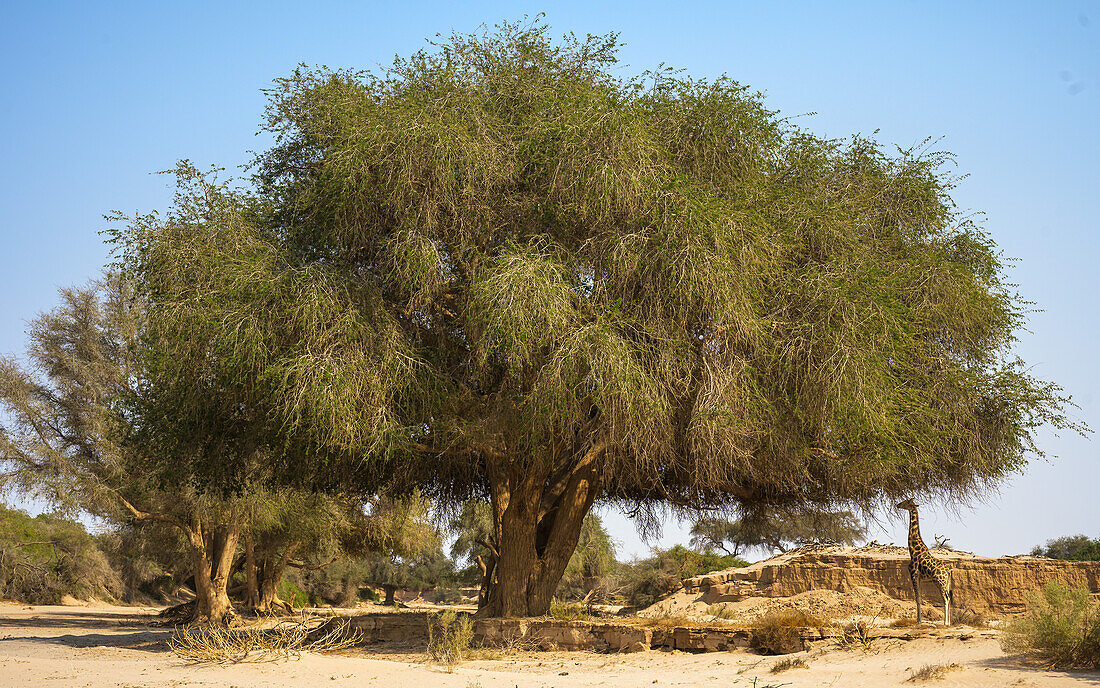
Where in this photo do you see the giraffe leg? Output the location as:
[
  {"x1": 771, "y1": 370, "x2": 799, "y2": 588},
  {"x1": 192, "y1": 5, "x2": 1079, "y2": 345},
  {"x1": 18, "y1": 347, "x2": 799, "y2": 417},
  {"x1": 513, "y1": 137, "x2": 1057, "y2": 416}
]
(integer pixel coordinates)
[
  {"x1": 911, "y1": 569, "x2": 922, "y2": 625},
  {"x1": 943, "y1": 574, "x2": 952, "y2": 626}
]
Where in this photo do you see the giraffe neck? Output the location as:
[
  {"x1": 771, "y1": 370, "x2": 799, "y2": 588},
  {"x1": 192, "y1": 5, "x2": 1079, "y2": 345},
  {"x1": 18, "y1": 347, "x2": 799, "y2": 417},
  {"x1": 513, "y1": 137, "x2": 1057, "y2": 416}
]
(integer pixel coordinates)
[{"x1": 908, "y1": 510, "x2": 928, "y2": 553}]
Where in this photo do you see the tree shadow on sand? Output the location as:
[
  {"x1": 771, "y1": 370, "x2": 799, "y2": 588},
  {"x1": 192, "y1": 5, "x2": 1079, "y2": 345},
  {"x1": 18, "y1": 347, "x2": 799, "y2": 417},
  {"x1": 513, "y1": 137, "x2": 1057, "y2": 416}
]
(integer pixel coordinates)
[
  {"x1": 973, "y1": 653, "x2": 1100, "y2": 685},
  {"x1": 0, "y1": 608, "x2": 160, "y2": 630}
]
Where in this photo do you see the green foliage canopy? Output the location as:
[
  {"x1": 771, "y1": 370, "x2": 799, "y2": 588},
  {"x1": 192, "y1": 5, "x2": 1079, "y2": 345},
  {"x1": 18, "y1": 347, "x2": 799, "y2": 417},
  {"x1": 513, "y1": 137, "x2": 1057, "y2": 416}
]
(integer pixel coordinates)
[
  {"x1": 101, "y1": 18, "x2": 1083, "y2": 616},
  {"x1": 244, "y1": 19, "x2": 1080, "y2": 513}
]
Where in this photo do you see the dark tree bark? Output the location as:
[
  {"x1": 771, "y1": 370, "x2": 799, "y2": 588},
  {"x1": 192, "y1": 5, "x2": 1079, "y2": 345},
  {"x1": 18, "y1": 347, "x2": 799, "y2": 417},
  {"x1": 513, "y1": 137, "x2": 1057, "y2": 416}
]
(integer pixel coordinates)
[
  {"x1": 244, "y1": 537, "x2": 297, "y2": 614},
  {"x1": 243, "y1": 534, "x2": 260, "y2": 608},
  {"x1": 479, "y1": 443, "x2": 604, "y2": 617}
]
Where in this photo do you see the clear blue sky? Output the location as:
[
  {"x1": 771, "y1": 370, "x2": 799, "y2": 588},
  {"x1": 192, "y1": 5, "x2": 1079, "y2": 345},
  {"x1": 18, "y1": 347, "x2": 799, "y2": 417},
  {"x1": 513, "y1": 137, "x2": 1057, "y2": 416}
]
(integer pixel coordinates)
[{"x1": 1, "y1": 1, "x2": 1096, "y2": 559}]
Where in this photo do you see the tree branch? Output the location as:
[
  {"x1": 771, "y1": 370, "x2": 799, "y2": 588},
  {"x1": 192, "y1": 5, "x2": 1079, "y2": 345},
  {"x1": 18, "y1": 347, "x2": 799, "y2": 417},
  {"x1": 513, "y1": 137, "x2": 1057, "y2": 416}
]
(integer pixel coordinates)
[
  {"x1": 112, "y1": 489, "x2": 188, "y2": 532},
  {"x1": 287, "y1": 554, "x2": 339, "y2": 571}
]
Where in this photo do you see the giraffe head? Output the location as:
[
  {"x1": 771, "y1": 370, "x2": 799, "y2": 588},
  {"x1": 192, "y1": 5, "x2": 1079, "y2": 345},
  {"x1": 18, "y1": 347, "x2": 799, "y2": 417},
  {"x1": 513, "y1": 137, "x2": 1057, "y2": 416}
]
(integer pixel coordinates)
[{"x1": 895, "y1": 498, "x2": 917, "y2": 512}]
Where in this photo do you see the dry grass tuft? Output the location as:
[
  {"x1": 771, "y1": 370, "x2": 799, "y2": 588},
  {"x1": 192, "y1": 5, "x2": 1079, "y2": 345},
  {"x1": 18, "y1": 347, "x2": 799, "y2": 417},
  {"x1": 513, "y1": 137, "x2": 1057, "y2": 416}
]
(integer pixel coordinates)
[
  {"x1": 950, "y1": 607, "x2": 989, "y2": 628},
  {"x1": 751, "y1": 610, "x2": 829, "y2": 655},
  {"x1": 906, "y1": 663, "x2": 963, "y2": 681},
  {"x1": 168, "y1": 615, "x2": 360, "y2": 662},
  {"x1": 770, "y1": 656, "x2": 809, "y2": 673},
  {"x1": 890, "y1": 617, "x2": 920, "y2": 628}
]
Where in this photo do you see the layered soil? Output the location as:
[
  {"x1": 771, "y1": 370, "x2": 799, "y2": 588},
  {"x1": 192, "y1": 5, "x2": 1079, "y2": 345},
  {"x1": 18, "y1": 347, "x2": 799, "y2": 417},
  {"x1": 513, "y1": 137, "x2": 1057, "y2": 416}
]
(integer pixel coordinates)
[{"x1": 644, "y1": 544, "x2": 1100, "y2": 622}]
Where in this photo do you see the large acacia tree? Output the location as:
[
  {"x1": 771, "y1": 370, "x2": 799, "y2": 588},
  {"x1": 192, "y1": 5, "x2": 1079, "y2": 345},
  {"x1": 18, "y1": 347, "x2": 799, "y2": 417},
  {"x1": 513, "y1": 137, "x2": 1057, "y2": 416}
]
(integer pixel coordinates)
[{"x1": 123, "y1": 20, "x2": 1079, "y2": 617}]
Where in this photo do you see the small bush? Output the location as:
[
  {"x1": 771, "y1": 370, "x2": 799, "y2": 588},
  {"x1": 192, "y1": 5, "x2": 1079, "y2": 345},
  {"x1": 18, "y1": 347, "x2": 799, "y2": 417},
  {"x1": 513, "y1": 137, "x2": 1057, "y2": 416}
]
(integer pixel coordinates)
[
  {"x1": 169, "y1": 616, "x2": 361, "y2": 662},
  {"x1": 277, "y1": 579, "x2": 309, "y2": 608},
  {"x1": 706, "y1": 604, "x2": 737, "y2": 620},
  {"x1": 427, "y1": 609, "x2": 474, "y2": 669},
  {"x1": 890, "y1": 617, "x2": 919, "y2": 628},
  {"x1": 771, "y1": 657, "x2": 808, "y2": 673},
  {"x1": 906, "y1": 663, "x2": 962, "y2": 681},
  {"x1": 549, "y1": 599, "x2": 590, "y2": 621},
  {"x1": 1000, "y1": 581, "x2": 1100, "y2": 669},
  {"x1": 840, "y1": 618, "x2": 877, "y2": 650},
  {"x1": 751, "y1": 610, "x2": 828, "y2": 655}
]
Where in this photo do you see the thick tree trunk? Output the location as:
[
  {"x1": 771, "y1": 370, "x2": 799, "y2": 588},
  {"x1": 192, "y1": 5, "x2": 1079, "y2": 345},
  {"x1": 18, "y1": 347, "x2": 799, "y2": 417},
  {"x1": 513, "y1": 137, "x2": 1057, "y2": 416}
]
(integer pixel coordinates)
[
  {"x1": 337, "y1": 575, "x2": 359, "y2": 608},
  {"x1": 187, "y1": 520, "x2": 241, "y2": 624},
  {"x1": 243, "y1": 534, "x2": 260, "y2": 608},
  {"x1": 256, "y1": 572, "x2": 291, "y2": 613},
  {"x1": 247, "y1": 539, "x2": 297, "y2": 615},
  {"x1": 383, "y1": 584, "x2": 397, "y2": 606},
  {"x1": 478, "y1": 444, "x2": 604, "y2": 617}
]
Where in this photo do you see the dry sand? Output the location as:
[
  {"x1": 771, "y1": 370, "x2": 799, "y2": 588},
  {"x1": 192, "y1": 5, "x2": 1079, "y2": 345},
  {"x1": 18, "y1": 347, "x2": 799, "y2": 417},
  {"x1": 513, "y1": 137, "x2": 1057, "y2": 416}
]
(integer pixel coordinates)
[{"x1": 1, "y1": 602, "x2": 1098, "y2": 687}]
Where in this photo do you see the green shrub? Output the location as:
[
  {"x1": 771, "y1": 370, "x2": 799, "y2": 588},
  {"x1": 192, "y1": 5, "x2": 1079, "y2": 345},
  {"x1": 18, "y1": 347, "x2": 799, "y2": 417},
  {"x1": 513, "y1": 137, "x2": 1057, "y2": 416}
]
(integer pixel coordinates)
[
  {"x1": 1001, "y1": 581, "x2": 1100, "y2": 669},
  {"x1": 0, "y1": 505, "x2": 121, "y2": 604},
  {"x1": 277, "y1": 578, "x2": 309, "y2": 608},
  {"x1": 549, "y1": 599, "x2": 590, "y2": 621},
  {"x1": 619, "y1": 545, "x2": 747, "y2": 608},
  {"x1": 427, "y1": 609, "x2": 473, "y2": 669}
]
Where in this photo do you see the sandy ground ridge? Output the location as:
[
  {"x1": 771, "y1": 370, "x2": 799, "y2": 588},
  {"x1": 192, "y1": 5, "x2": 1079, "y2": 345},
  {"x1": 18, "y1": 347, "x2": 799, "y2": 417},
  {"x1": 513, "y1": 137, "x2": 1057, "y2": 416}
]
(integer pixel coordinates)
[{"x1": 1, "y1": 603, "x2": 1099, "y2": 687}]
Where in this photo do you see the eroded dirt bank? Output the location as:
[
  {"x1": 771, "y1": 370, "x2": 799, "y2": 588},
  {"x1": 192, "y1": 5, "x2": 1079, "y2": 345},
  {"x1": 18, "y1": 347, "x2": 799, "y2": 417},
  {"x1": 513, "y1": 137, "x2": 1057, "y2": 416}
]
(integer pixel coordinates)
[{"x1": 659, "y1": 544, "x2": 1100, "y2": 619}]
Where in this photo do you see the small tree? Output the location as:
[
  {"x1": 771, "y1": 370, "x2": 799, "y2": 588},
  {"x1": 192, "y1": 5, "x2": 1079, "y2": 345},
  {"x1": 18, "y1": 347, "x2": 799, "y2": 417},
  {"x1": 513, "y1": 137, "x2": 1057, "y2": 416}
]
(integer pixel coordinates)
[
  {"x1": 691, "y1": 506, "x2": 866, "y2": 556},
  {"x1": 619, "y1": 545, "x2": 746, "y2": 609},
  {"x1": 0, "y1": 275, "x2": 252, "y2": 622}
]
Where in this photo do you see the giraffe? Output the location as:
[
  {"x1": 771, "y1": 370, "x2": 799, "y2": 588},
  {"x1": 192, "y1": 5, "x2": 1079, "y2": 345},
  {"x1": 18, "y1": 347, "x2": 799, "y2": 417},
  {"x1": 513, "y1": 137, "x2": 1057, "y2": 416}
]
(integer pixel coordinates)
[{"x1": 895, "y1": 498, "x2": 953, "y2": 626}]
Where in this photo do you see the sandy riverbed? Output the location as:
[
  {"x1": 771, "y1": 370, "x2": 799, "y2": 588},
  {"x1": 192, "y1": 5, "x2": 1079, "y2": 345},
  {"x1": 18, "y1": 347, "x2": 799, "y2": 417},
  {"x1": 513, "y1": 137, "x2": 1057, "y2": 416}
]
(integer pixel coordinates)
[{"x1": 1, "y1": 602, "x2": 1097, "y2": 687}]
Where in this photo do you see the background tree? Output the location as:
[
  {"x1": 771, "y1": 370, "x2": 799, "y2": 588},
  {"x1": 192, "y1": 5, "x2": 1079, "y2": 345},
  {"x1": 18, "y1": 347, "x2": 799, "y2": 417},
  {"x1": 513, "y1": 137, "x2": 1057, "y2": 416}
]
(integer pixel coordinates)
[
  {"x1": 237, "y1": 18, "x2": 1083, "y2": 616},
  {"x1": 556, "y1": 515, "x2": 617, "y2": 603},
  {"x1": 447, "y1": 499, "x2": 498, "y2": 605},
  {"x1": 691, "y1": 506, "x2": 866, "y2": 557},
  {"x1": 0, "y1": 504, "x2": 121, "y2": 604},
  {"x1": 360, "y1": 494, "x2": 446, "y2": 605},
  {"x1": 1032, "y1": 535, "x2": 1100, "y2": 562},
  {"x1": 0, "y1": 275, "x2": 253, "y2": 622},
  {"x1": 97, "y1": 521, "x2": 191, "y2": 603},
  {"x1": 618, "y1": 545, "x2": 746, "y2": 609},
  {"x1": 239, "y1": 489, "x2": 358, "y2": 613}
]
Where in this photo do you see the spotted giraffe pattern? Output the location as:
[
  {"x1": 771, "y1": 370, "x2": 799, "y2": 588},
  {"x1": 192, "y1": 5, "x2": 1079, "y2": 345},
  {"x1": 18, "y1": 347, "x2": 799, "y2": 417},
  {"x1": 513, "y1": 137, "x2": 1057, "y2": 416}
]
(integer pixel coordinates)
[{"x1": 895, "y1": 498, "x2": 953, "y2": 626}]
